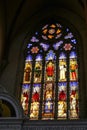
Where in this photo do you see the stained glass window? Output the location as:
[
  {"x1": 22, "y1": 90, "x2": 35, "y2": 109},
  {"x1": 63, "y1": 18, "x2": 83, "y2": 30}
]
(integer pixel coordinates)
[{"x1": 20, "y1": 22, "x2": 79, "y2": 120}]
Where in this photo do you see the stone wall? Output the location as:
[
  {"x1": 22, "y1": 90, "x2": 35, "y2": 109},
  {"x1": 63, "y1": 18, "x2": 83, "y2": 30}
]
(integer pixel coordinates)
[{"x1": 0, "y1": 119, "x2": 87, "y2": 130}]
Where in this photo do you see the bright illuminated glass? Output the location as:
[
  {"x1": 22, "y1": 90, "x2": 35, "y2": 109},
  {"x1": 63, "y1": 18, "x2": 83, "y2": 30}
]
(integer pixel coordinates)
[{"x1": 20, "y1": 22, "x2": 79, "y2": 120}]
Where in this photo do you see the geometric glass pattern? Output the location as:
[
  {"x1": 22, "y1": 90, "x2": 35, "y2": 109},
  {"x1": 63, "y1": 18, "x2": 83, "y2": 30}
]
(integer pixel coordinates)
[{"x1": 20, "y1": 22, "x2": 79, "y2": 120}]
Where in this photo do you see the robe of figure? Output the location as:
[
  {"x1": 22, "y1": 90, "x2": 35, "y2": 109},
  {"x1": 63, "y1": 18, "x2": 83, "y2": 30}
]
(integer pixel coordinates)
[
  {"x1": 46, "y1": 61, "x2": 54, "y2": 80},
  {"x1": 70, "y1": 60, "x2": 78, "y2": 80},
  {"x1": 24, "y1": 63, "x2": 31, "y2": 82}
]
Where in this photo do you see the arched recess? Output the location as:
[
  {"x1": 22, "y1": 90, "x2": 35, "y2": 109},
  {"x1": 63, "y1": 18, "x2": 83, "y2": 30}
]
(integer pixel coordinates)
[
  {"x1": 0, "y1": 91, "x2": 23, "y2": 118},
  {"x1": 17, "y1": 17, "x2": 85, "y2": 120},
  {"x1": 14, "y1": 7, "x2": 87, "y2": 119}
]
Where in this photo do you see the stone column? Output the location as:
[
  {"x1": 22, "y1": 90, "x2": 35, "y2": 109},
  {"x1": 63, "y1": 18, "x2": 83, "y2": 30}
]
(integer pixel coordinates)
[
  {"x1": 83, "y1": 0, "x2": 87, "y2": 24},
  {"x1": 0, "y1": 0, "x2": 6, "y2": 64}
]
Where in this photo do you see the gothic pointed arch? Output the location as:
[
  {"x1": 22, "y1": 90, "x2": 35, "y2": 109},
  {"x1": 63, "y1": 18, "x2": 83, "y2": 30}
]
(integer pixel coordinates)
[
  {"x1": 0, "y1": 92, "x2": 23, "y2": 118},
  {"x1": 20, "y1": 20, "x2": 80, "y2": 120}
]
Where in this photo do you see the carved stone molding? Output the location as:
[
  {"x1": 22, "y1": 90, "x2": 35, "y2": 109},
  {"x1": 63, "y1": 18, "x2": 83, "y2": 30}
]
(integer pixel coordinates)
[
  {"x1": 0, "y1": 119, "x2": 87, "y2": 130},
  {"x1": 0, "y1": 93, "x2": 23, "y2": 118}
]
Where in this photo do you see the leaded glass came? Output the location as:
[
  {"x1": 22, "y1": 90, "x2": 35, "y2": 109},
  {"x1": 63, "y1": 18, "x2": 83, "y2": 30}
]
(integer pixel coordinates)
[{"x1": 20, "y1": 22, "x2": 79, "y2": 120}]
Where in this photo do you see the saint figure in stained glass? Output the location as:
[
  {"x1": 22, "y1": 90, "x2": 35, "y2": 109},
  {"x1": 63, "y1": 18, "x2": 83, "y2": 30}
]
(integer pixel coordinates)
[
  {"x1": 59, "y1": 59, "x2": 67, "y2": 81},
  {"x1": 70, "y1": 59, "x2": 78, "y2": 80},
  {"x1": 69, "y1": 82, "x2": 79, "y2": 118},
  {"x1": 20, "y1": 22, "x2": 79, "y2": 120},
  {"x1": 46, "y1": 61, "x2": 55, "y2": 81},
  {"x1": 23, "y1": 62, "x2": 32, "y2": 83},
  {"x1": 58, "y1": 83, "x2": 67, "y2": 118},
  {"x1": 34, "y1": 62, "x2": 42, "y2": 83}
]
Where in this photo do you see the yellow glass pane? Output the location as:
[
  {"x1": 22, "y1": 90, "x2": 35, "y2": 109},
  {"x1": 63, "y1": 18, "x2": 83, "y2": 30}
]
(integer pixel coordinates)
[
  {"x1": 48, "y1": 35, "x2": 54, "y2": 39},
  {"x1": 50, "y1": 24, "x2": 56, "y2": 28},
  {"x1": 56, "y1": 29, "x2": 61, "y2": 34},
  {"x1": 43, "y1": 29, "x2": 47, "y2": 34}
]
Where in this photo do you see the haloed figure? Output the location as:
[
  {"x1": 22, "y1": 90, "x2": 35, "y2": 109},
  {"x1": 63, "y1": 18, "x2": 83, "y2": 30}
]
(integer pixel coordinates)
[
  {"x1": 70, "y1": 59, "x2": 78, "y2": 80},
  {"x1": 46, "y1": 61, "x2": 54, "y2": 81},
  {"x1": 59, "y1": 59, "x2": 66, "y2": 81},
  {"x1": 24, "y1": 62, "x2": 31, "y2": 82}
]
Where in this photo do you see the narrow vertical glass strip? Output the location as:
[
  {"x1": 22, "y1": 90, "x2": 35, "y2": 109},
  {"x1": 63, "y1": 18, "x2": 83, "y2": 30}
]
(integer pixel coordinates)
[
  {"x1": 34, "y1": 61, "x2": 42, "y2": 83},
  {"x1": 42, "y1": 83, "x2": 55, "y2": 120},
  {"x1": 21, "y1": 54, "x2": 32, "y2": 115},
  {"x1": 59, "y1": 59, "x2": 67, "y2": 82},
  {"x1": 57, "y1": 82, "x2": 67, "y2": 119},
  {"x1": 23, "y1": 55, "x2": 32, "y2": 84},
  {"x1": 69, "y1": 51, "x2": 79, "y2": 119},
  {"x1": 69, "y1": 82, "x2": 79, "y2": 119},
  {"x1": 21, "y1": 84, "x2": 30, "y2": 115},
  {"x1": 69, "y1": 51, "x2": 78, "y2": 81},
  {"x1": 45, "y1": 50, "x2": 56, "y2": 82},
  {"x1": 45, "y1": 60, "x2": 55, "y2": 81},
  {"x1": 30, "y1": 84, "x2": 41, "y2": 119},
  {"x1": 34, "y1": 54, "x2": 42, "y2": 83},
  {"x1": 42, "y1": 50, "x2": 56, "y2": 120},
  {"x1": 58, "y1": 52, "x2": 67, "y2": 119}
]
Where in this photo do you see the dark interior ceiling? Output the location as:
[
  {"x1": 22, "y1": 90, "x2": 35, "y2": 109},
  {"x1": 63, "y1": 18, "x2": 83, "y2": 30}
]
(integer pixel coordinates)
[
  {"x1": 4, "y1": 0, "x2": 85, "y2": 40},
  {"x1": 0, "y1": 0, "x2": 86, "y2": 72}
]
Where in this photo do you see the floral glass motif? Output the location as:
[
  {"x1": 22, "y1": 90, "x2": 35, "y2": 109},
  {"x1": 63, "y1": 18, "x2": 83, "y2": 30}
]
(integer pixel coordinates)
[
  {"x1": 21, "y1": 22, "x2": 79, "y2": 120},
  {"x1": 42, "y1": 24, "x2": 62, "y2": 40},
  {"x1": 63, "y1": 43, "x2": 72, "y2": 51},
  {"x1": 31, "y1": 47, "x2": 39, "y2": 54}
]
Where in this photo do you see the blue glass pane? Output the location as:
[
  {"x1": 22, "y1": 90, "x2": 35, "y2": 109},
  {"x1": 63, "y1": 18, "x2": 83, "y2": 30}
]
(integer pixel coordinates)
[
  {"x1": 33, "y1": 84, "x2": 41, "y2": 92},
  {"x1": 58, "y1": 82, "x2": 67, "y2": 90},
  {"x1": 66, "y1": 28, "x2": 69, "y2": 32},
  {"x1": 36, "y1": 54, "x2": 42, "y2": 61},
  {"x1": 59, "y1": 52, "x2": 66, "y2": 59},
  {"x1": 53, "y1": 41, "x2": 63, "y2": 50},
  {"x1": 70, "y1": 81, "x2": 78, "y2": 88},
  {"x1": 27, "y1": 43, "x2": 32, "y2": 48},
  {"x1": 30, "y1": 36, "x2": 39, "y2": 42},
  {"x1": 71, "y1": 39, "x2": 77, "y2": 44},
  {"x1": 58, "y1": 82, "x2": 67, "y2": 86},
  {"x1": 40, "y1": 43, "x2": 49, "y2": 51},
  {"x1": 22, "y1": 84, "x2": 30, "y2": 90},
  {"x1": 35, "y1": 32, "x2": 38, "y2": 35},
  {"x1": 26, "y1": 55, "x2": 32, "y2": 61},
  {"x1": 70, "y1": 51, "x2": 77, "y2": 58},
  {"x1": 64, "y1": 32, "x2": 73, "y2": 39},
  {"x1": 46, "y1": 50, "x2": 56, "y2": 60}
]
